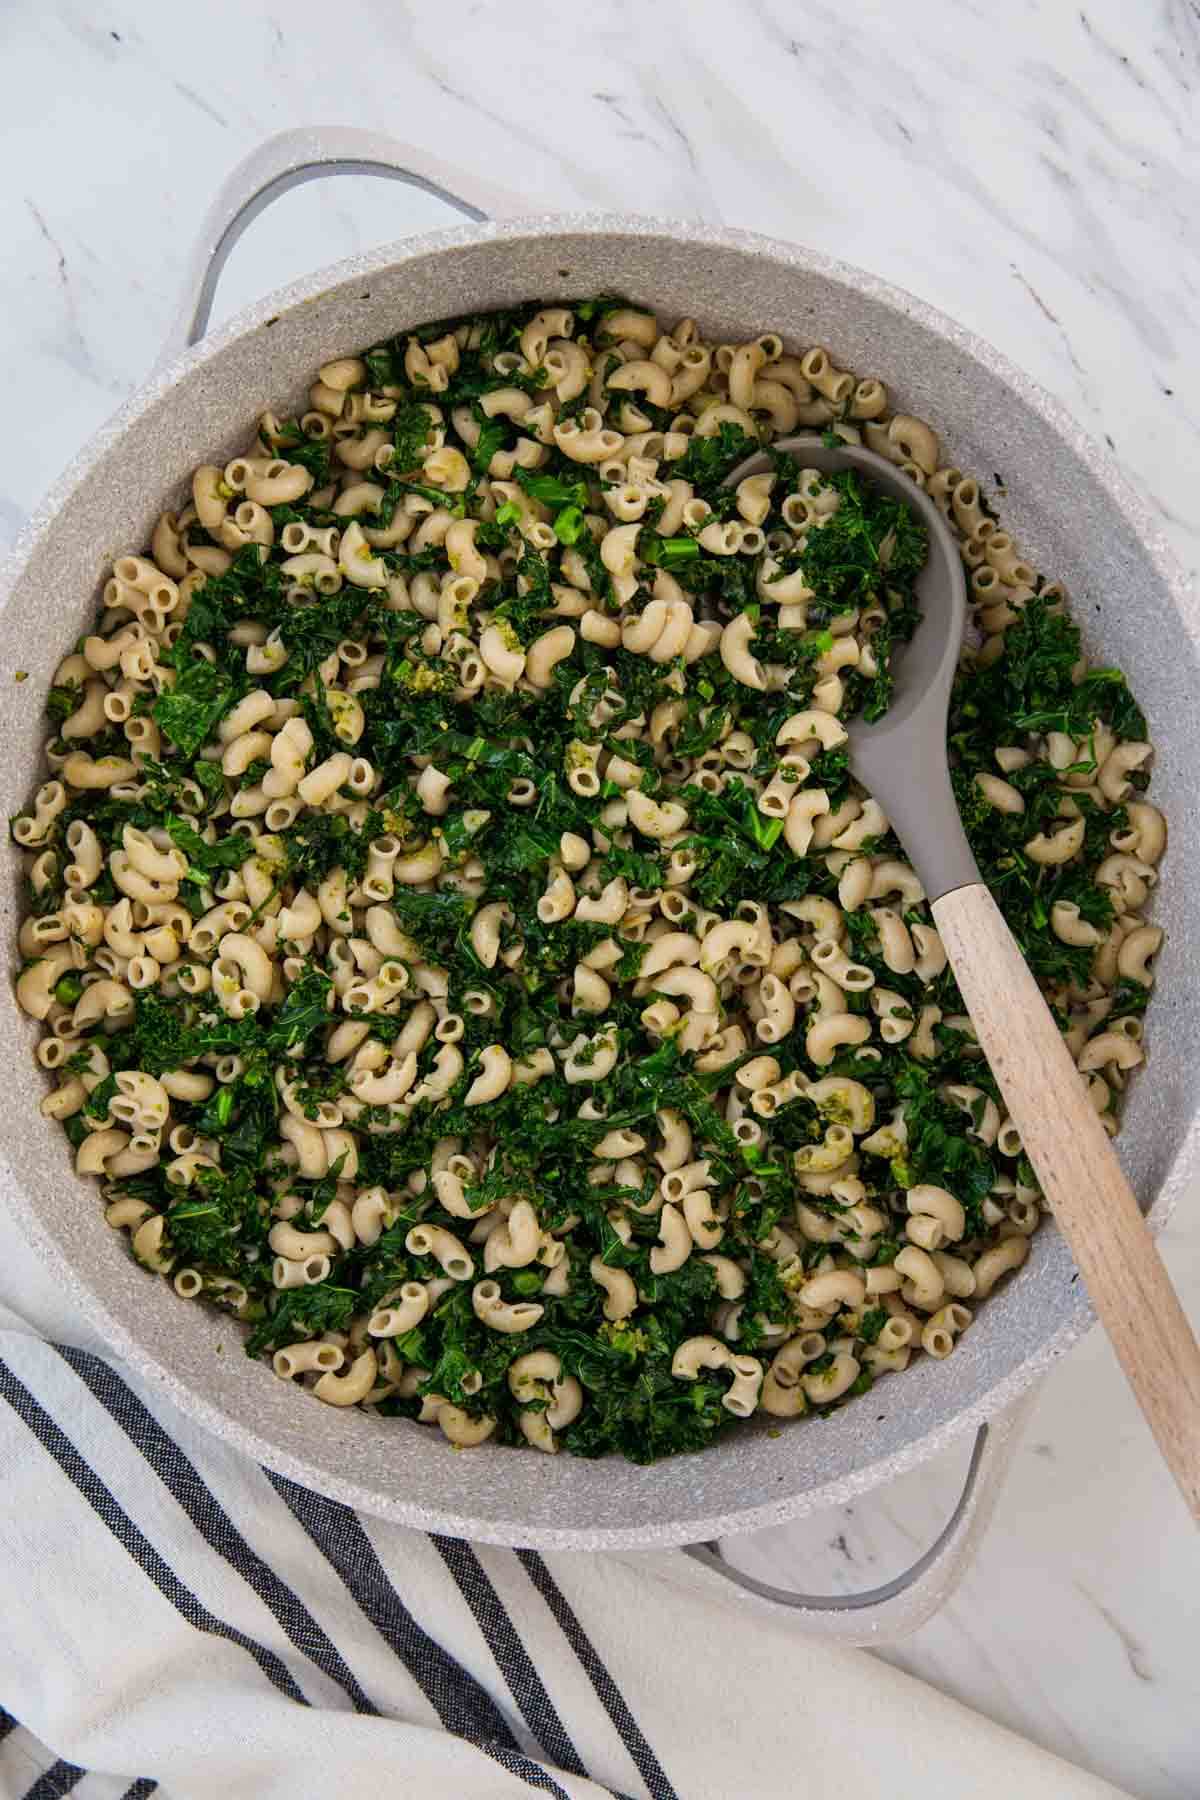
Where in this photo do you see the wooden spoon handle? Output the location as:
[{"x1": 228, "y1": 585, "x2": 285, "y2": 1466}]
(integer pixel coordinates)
[{"x1": 932, "y1": 881, "x2": 1200, "y2": 1523}]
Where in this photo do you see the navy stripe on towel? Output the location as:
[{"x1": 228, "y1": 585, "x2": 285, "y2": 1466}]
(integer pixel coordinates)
[
  {"x1": 21, "y1": 1760, "x2": 84, "y2": 1799},
  {"x1": 119, "y1": 1783, "x2": 158, "y2": 1799},
  {"x1": 0, "y1": 1707, "x2": 18, "y2": 1743},
  {"x1": 0, "y1": 1357, "x2": 307, "y2": 1708},
  {"x1": 266, "y1": 1475, "x2": 572, "y2": 1798},
  {"x1": 56, "y1": 1344, "x2": 377, "y2": 1717},
  {"x1": 518, "y1": 1550, "x2": 678, "y2": 1800},
  {"x1": 266, "y1": 1474, "x2": 518, "y2": 1744},
  {"x1": 483, "y1": 1743, "x2": 579, "y2": 1796},
  {"x1": 430, "y1": 1535, "x2": 589, "y2": 1780}
]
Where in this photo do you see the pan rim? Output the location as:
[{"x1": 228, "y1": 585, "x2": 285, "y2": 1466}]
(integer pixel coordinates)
[{"x1": 2, "y1": 211, "x2": 1194, "y2": 1549}]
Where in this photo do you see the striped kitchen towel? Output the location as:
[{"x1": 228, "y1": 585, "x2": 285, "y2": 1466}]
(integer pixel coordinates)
[{"x1": 0, "y1": 1214, "x2": 1132, "y2": 1800}]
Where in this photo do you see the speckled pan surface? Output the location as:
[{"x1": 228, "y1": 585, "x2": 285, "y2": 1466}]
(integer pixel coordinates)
[{"x1": 2, "y1": 216, "x2": 1196, "y2": 1551}]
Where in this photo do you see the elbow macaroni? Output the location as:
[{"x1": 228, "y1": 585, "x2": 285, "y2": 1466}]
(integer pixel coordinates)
[{"x1": 13, "y1": 293, "x2": 1162, "y2": 1465}]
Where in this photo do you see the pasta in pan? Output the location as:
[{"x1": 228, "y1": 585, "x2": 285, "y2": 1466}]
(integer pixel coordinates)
[{"x1": 11, "y1": 299, "x2": 1163, "y2": 1461}]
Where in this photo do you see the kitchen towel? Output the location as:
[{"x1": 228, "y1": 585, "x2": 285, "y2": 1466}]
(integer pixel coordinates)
[{"x1": 0, "y1": 1211, "x2": 1133, "y2": 1800}]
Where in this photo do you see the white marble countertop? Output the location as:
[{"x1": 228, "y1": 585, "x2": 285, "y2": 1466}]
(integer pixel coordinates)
[{"x1": 2, "y1": 1, "x2": 1198, "y2": 1794}]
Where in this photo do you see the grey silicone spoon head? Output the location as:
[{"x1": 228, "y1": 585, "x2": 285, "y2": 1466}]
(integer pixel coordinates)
[{"x1": 725, "y1": 435, "x2": 979, "y2": 901}]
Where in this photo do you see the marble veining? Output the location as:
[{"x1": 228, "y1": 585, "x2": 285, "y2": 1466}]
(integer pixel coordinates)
[{"x1": 1, "y1": 1, "x2": 1197, "y2": 1795}]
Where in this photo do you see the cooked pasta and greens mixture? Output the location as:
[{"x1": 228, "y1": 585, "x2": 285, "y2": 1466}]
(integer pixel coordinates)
[{"x1": 13, "y1": 299, "x2": 1163, "y2": 1462}]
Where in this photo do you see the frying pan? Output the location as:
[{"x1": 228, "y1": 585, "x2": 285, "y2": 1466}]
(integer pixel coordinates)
[{"x1": 3, "y1": 129, "x2": 1195, "y2": 1641}]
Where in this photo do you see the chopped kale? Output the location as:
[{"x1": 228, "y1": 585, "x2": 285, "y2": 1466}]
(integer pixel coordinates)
[
  {"x1": 789, "y1": 469, "x2": 929, "y2": 603},
  {"x1": 31, "y1": 296, "x2": 1157, "y2": 1468},
  {"x1": 153, "y1": 656, "x2": 241, "y2": 758},
  {"x1": 672, "y1": 422, "x2": 757, "y2": 495}
]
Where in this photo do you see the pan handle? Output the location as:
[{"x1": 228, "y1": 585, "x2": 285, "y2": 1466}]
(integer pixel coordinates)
[
  {"x1": 679, "y1": 1396, "x2": 1033, "y2": 1645},
  {"x1": 159, "y1": 127, "x2": 526, "y2": 368}
]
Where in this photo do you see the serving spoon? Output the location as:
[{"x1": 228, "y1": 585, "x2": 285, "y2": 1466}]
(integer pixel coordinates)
[{"x1": 726, "y1": 435, "x2": 1200, "y2": 1521}]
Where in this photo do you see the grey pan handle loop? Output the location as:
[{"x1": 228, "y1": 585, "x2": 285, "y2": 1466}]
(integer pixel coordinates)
[
  {"x1": 159, "y1": 127, "x2": 526, "y2": 369},
  {"x1": 681, "y1": 1400, "x2": 1032, "y2": 1644}
]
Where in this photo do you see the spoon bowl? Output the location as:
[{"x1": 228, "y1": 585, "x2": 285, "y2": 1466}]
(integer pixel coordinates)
[{"x1": 725, "y1": 434, "x2": 978, "y2": 900}]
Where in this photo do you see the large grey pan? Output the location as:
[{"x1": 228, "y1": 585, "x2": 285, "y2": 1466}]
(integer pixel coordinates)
[{"x1": 2, "y1": 132, "x2": 1195, "y2": 1631}]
